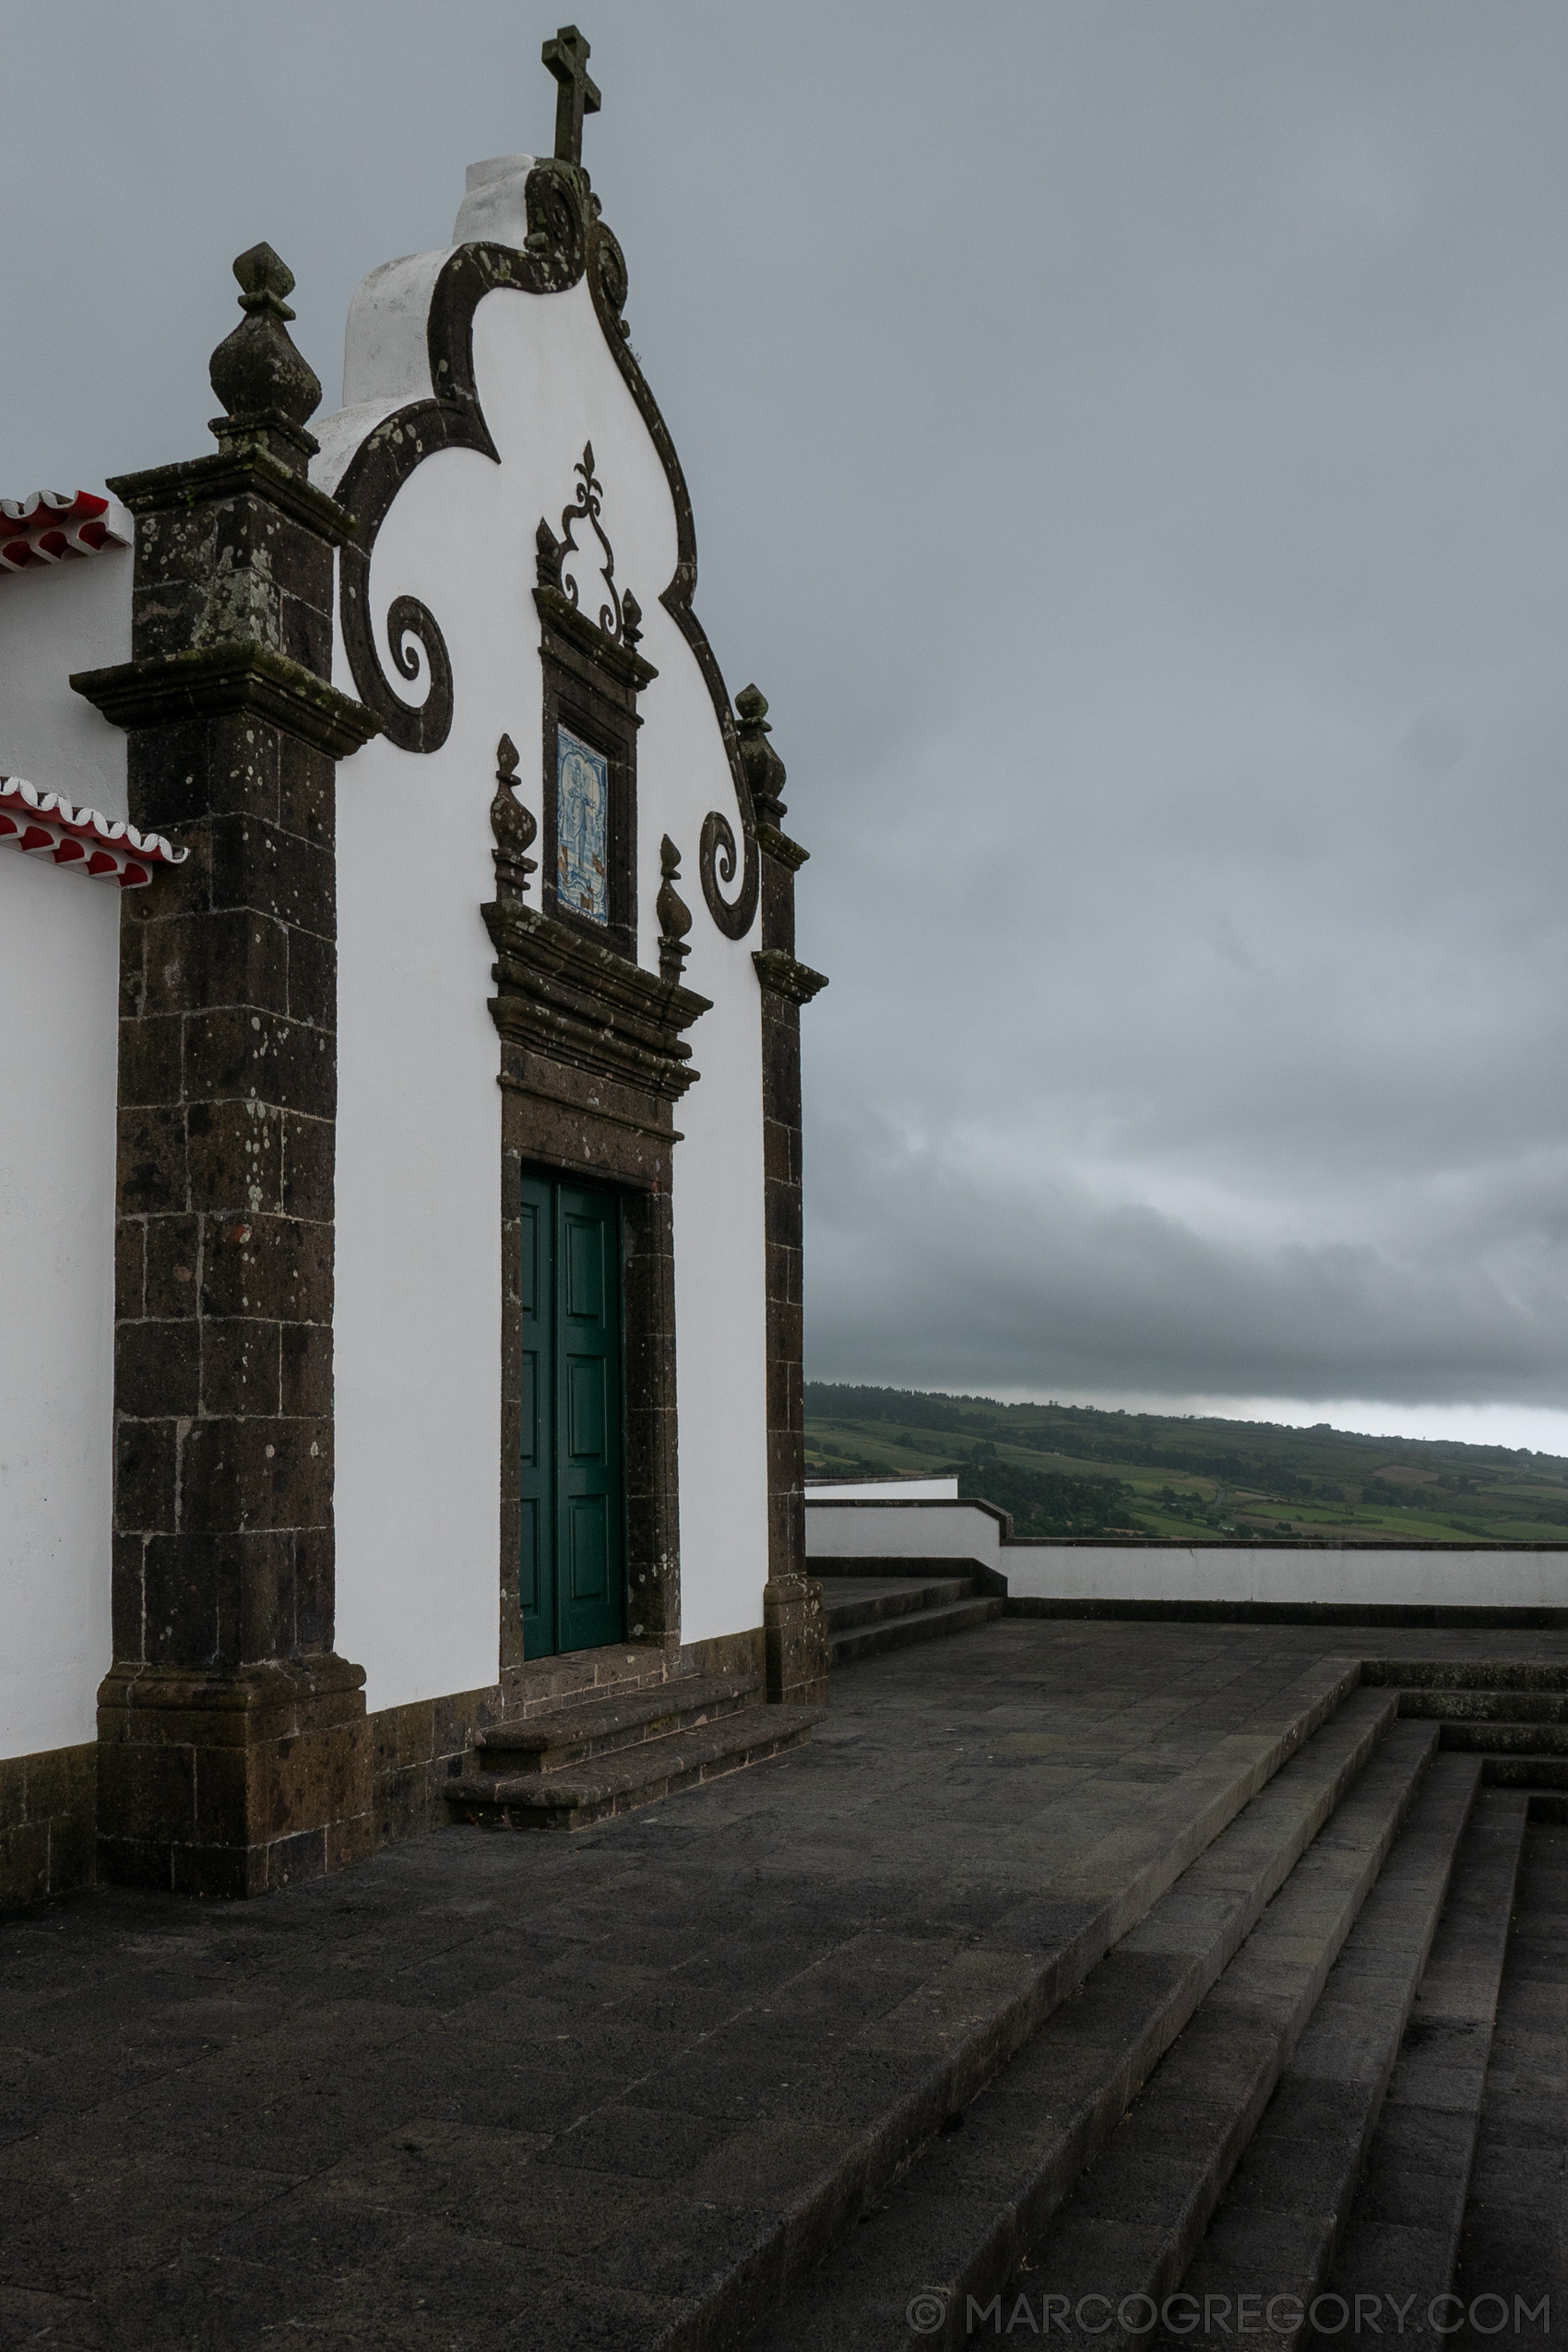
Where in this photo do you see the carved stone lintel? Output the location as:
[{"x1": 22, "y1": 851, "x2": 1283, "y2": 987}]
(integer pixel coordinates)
[
  {"x1": 533, "y1": 584, "x2": 657, "y2": 697},
  {"x1": 753, "y1": 946, "x2": 828, "y2": 1007},
  {"x1": 485, "y1": 898, "x2": 710, "y2": 1102}
]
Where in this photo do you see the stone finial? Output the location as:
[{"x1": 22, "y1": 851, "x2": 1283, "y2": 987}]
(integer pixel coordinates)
[
  {"x1": 491, "y1": 732, "x2": 538, "y2": 902},
  {"x1": 535, "y1": 517, "x2": 565, "y2": 590},
  {"x1": 735, "y1": 683, "x2": 788, "y2": 826},
  {"x1": 208, "y1": 244, "x2": 323, "y2": 469},
  {"x1": 656, "y1": 834, "x2": 693, "y2": 982}
]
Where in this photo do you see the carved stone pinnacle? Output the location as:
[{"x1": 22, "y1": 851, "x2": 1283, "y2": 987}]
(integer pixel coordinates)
[
  {"x1": 491, "y1": 731, "x2": 538, "y2": 903},
  {"x1": 208, "y1": 242, "x2": 322, "y2": 469},
  {"x1": 735, "y1": 683, "x2": 788, "y2": 826},
  {"x1": 657, "y1": 834, "x2": 693, "y2": 982}
]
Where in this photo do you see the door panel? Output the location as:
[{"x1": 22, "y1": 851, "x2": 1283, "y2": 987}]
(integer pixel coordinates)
[
  {"x1": 564, "y1": 1213, "x2": 604, "y2": 1321},
  {"x1": 567, "y1": 1492, "x2": 610, "y2": 1602},
  {"x1": 566, "y1": 1357, "x2": 606, "y2": 1458},
  {"x1": 554, "y1": 1181, "x2": 624, "y2": 1654},
  {"x1": 516, "y1": 1170, "x2": 626, "y2": 1657},
  {"x1": 517, "y1": 1176, "x2": 555, "y2": 1658}
]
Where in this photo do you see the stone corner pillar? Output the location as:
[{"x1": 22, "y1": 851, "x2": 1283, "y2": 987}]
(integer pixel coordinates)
[
  {"x1": 72, "y1": 243, "x2": 381, "y2": 1898},
  {"x1": 737, "y1": 687, "x2": 828, "y2": 1693},
  {"x1": 763, "y1": 1574, "x2": 829, "y2": 1710}
]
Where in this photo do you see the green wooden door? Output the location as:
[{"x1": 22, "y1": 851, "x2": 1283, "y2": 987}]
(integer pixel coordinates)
[{"x1": 517, "y1": 1170, "x2": 627, "y2": 1658}]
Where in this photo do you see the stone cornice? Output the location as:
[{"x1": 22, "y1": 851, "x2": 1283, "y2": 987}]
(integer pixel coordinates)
[
  {"x1": 533, "y1": 584, "x2": 658, "y2": 697},
  {"x1": 106, "y1": 442, "x2": 356, "y2": 542},
  {"x1": 757, "y1": 821, "x2": 809, "y2": 873},
  {"x1": 753, "y1": 947, "x2": 828, "y2": 1007},
  {"x1": 485, "y1": 900, "x2": 711, "y2": 1102},
  {"x1": 70, "y1": 643, "x2": 383, "y2": 760}
]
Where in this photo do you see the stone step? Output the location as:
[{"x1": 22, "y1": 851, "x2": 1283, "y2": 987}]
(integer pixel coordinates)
[
  {"x1": 1172, "y1": 1756, "x2": 1496, "y2": 2352},
  {"x1": 1319, "y1": 1789, "x2": 1530, "y2": 2336},
  {"x1": 1445, "y1": 1818, "x2": 1568, "y2": 2322},
  {"x1": 1364, "y1": 1662, "x2": 1568, "y2": 1693},
  {"x1": 821, "y1": 1575, "x2": 976, "y2": 1633},
  {"x1": 1437, "y1": 1720, "x2": 1568, "y2": 1757},
  {"x1": 830, "y1": 1594, "x2": 1004, "y2": 1666},
  {"x1": 1399, "y1": 1689, "x2": 1568, "y2": 1725},
  {"x1": 658, "y1": 1654, "x2": 1366, "y2": 2352},
  {"x1": 740, "y1": 1685, "x2": 1403, "y2": 2352},
  {"x1": 1478, "y1": 1752, "x2": 1568, "y2": 1790},
  {"x1": 445, "y1": 1702, "x2": 824, "y2": 1831},
  {"x1": 467, "y1": 1669, "x2": 761, "y2": 1773},
  {"x1": 1001, "y1": 1721, "x2": 1447, "y2": 2352}
]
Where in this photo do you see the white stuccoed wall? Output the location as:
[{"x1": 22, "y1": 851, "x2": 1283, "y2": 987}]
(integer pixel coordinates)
[
  {"x1": 317, "y1": 166, "x2": 768, "y2": 1712},
  {"x1": 0, "y1": 551, "x2": 131, "y2": 821},
  {"x1": 0, "y1": 548, "x2": 131, "y2": 1757}
]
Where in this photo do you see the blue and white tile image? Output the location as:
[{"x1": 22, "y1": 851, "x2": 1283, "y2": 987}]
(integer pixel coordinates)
[{"x1": 556, "y1": 728, "x2": 610, "y2": 923}]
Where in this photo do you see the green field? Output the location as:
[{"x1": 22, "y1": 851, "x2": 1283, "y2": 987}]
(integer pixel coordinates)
[{"x1": 804, "y1": 1384, "x2": 1568, "y2": 1545}]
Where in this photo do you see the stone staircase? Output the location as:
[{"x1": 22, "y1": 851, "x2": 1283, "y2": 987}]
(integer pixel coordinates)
[
  {"x1": 816, "y1": 1565, "x2": 1004, "y2": 1666},
  {"x1": 730, "y1": 1658, "x2": 1538, "y2": 2352},
  {"x1": 444, "y1": 1670, "x2": 824, "y2": 1831},
  {"x1": 1363, "y1": 1658, "x2": 1568, "y2": 1820}
]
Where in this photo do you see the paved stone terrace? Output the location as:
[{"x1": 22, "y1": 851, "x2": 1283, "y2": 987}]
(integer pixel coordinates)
[{"x1": 3, "y1": 1620, "x2": 1567, "y2": 2351}]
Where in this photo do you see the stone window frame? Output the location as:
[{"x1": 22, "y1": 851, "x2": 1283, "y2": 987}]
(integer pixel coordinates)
[{"x1": 536, "y1": 590, "x2": 646, "y2": 968}]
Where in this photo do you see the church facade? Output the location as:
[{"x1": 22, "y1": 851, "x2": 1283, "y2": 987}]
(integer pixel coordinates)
[{"x1": 0, "y1": 30, "x2": 826, "y2": 1905}]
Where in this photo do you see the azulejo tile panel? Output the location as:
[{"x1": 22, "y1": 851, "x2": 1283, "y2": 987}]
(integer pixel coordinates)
[{"x1": 556, "y1": 727, "x2": 609, "y2": 923}]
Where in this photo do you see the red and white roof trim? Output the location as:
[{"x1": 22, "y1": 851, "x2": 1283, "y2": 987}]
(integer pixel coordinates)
[
  {"x1": 0, "y1": 778, "x2": 186, "y2": 888},
  {"x1": 0, "y1": 491, "x2": 131, "y2": 574}
]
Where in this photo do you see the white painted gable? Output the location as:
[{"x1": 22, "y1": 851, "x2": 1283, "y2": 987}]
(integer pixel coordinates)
[{"x1": 315, "y1": 159, "x2": 768, "y2": 1710}]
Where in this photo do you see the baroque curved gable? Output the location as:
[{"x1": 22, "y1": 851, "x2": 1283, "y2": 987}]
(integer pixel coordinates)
[{"x1": 310, "y1": 154, "x2": 758, "y2": 941}]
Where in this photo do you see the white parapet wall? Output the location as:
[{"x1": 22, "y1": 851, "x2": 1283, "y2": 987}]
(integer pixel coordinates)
[{"x1": 804, "y1": 1495, "x2": 1568, "y2": 1614}]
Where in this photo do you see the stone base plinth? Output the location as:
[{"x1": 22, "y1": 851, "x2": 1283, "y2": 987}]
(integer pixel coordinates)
[
  {"x1": 764, "y1": 1574, "x2": 829, "y2": 1710},
  {"x1": 97, "y1": 1654, "x2": 372, "y2": 1898}
]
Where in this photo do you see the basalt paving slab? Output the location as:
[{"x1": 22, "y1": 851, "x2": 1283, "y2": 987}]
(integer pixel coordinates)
[{"x1": 5, "y1": 1621, "x2": 1568, "y2": 2352}]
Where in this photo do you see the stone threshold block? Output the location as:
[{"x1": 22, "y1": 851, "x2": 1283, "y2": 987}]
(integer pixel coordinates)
[{"x1": 96, "y1": 1652, "x2": 372, "y2": 1898}]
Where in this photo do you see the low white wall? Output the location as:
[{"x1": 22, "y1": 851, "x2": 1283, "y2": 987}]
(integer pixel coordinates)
[
  {"x1": 805, "y1": 1497, "x2": 1568, "y2": 1611},
  {"x1": 805, "y1": 1478, "x2": 958, "y2": 1502},
  {"x1": 807, "y1": 1498, "x2": 1007, "y2": 1573}
]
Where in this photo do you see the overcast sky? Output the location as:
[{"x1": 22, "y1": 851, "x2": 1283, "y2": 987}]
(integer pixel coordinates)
[{"x1": 7, "y1": 1, "x2": 1568, "y2": 1449}]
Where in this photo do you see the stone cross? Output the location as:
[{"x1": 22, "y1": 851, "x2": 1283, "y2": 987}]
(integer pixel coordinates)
[{"x1": 542, "y1": 24, "x2": 601, "y2": 167}]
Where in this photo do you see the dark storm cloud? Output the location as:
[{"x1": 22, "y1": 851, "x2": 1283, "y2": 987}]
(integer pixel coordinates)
[{"x1": 6, "y1": 2, "x2": 1568, "y2": 1414}]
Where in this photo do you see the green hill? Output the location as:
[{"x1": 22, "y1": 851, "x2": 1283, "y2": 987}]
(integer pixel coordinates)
[{"x1": 803, "y1": 1384, "x2": 1568, "y2": 1545}]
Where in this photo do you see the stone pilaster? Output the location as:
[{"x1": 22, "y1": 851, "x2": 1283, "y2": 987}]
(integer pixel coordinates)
[
  {"x1": 72, "y1": 245, "x2": 380, "y2": 1896},
  {"x1": 738, "y1": 688, "x2": 827, "y2": 1691}
]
